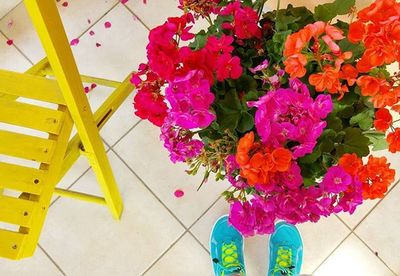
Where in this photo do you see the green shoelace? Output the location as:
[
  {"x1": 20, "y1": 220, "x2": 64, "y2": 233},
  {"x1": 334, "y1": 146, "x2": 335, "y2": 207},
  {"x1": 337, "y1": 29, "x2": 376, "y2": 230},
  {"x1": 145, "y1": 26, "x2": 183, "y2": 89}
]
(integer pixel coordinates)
[
  {"x1": 213, "y1": 241, "x2": 245, "y2": 276},
  {"x1": 270, "y1": 247, "x2": 295, "y2": 276}
]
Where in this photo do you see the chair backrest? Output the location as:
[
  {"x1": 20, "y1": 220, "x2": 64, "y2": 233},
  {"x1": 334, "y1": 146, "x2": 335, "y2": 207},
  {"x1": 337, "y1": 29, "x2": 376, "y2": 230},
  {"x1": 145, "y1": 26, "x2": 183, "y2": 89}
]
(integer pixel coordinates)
[{"x1": 0, "y1": 69, "x2": 73, "y2": 259}]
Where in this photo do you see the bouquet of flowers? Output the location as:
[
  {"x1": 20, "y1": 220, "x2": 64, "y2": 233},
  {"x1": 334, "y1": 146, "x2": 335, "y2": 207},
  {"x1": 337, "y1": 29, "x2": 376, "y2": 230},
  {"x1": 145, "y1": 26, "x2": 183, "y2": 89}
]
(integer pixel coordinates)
[{"x1": 132, "y1": 0, "x2": 400, "y2": 236}]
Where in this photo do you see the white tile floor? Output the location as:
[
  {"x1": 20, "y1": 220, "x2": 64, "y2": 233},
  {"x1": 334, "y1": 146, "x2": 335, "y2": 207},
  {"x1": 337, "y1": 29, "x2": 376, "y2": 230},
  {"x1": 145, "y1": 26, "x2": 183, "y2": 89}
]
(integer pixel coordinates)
[{"x1": 0, "y1": 0, "x2": 399, "y2": 275}]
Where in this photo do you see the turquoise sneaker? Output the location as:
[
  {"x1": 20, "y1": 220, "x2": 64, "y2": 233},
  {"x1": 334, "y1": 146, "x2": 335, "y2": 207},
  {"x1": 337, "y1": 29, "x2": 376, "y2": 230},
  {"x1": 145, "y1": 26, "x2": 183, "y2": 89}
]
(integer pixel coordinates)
[
  {"x1": 268, "y1": 221, "x2": 303, "y2": 276},
  {"x1": 210, "y1": 215, "x2": 246, "y2": 276}
]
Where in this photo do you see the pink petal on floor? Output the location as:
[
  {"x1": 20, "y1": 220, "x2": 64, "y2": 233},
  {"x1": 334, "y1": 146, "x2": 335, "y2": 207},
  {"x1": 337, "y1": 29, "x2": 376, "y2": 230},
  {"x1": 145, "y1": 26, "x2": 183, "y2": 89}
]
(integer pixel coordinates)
[
  {"x1": 87, "y1": 19, "x2": 91, "y2": 24},
  {"x1": 6, "y1": 39, "x2": 13, "y2": 46},
  {"x1": 70, "y1": 38, "x2": 79, "y2": 46},
  {"x1": 90, "y1": 83, "x2": 97, "y2": 89},
  {"x1": 121, "y1": 0, "x2": 129, "y2": 4},
  {"x1": 132, "y1": 14, "x2": 138, "y2": 21},
  {"x1": 89, "y1": 30, "x2": 95, "y2": 36},
  {"x1": 62, "y1": 1, "x2": 68, "y2": 7},
  {"x1": 104, "y1": 21, "x2": 112, "y2": 29},
  {"x1": 7, "y1": 20, "x2": 13, "y2": 29},
  {"x1": 84, "y1": 86, "x2": 90, "y2": 93},
  {"x1": 174, "y1": 189, "x2": 184, "y2": 198},
  {"x1": 95, "y1": 42, "x2": 101, "y2": 47}
]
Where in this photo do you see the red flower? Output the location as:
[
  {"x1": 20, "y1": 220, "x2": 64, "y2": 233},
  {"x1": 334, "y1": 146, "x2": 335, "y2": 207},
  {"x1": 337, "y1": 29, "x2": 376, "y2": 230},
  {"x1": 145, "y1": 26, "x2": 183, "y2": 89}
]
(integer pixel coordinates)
[
  {"x1": 134, "y1": 91, "x2": 168, "y2": 127},
  {"x1": 339, "y1": 153, "x2": 363, "y2": 176},
  {"x1": 374, "y1": 108, "x2": 393, "y2": 132},
  {"x1": 387, "y1": 128, "x2": 400, "y2": 153},
  {"x1": 216, "y1": 54, "x2": 243, "y2": 81},
  {"x1": 356, "y1": 75, "x2": 385, "y2": 96},
  {"x1": 339, "y1": 64, "x2": 358, "y2": 86},
  {"x1": 309, "y1": 65, "x2": 341, "y2": 93}
]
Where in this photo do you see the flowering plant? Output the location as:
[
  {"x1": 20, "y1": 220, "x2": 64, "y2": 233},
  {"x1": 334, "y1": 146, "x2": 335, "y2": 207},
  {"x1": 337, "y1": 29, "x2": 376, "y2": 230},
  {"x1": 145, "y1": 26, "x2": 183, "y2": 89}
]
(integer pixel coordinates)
[{"x1": 132, "y1": 0, "x2": 400, "y2": 236}]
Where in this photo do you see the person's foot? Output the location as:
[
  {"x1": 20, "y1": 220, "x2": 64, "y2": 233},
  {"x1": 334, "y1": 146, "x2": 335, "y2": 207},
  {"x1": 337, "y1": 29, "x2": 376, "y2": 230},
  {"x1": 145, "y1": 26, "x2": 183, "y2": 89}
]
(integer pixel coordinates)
[
  {"x1": 210, "y1": 215, "x2": 246, "y2": 276},
  {"x1": 268, "y1": 222, "x2": 303, "y2": 276}
]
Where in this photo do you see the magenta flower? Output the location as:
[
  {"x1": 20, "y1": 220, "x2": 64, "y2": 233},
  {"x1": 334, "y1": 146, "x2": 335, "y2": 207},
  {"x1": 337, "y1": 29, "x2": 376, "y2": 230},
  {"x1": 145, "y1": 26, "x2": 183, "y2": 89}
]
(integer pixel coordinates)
[
  {"x1": 160, "y1": 115, "x2": 204, "y2": 163},
  {"x1": 248, "y1": 80, "x2": 333, "y2": 158},
  {"x1": 165, "y1": 70, "x2": 216, "y2": 129},
  {"x1": 249, "y1": 59, "x2": 269, "y2": 74},
  {"x1": 321, "y1": 166, "x2": 352, "y2": 193},
  {"x1": 229, "y1": 200, "x2": 256, "y2": 237},
  {"x1": 224, "y1": 155, "x2": 248, "y2": 189}
]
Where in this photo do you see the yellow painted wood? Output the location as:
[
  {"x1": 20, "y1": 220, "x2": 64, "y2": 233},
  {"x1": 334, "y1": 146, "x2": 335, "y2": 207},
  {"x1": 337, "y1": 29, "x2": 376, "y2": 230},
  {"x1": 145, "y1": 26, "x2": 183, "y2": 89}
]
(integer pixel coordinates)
[
  {"x1": 0, "y1": 130, "x2": 55, "y2": 163},
  {"x1": 0, "y1": 229, "x2": 27, "y2": 260},
  {"x1": 59, "y1": 73, "x2": 134, "y2": 181},
  {"x1": 0, "y1": 98, "x2": 64, "y2": 134},
  {"x1": 0, "y1": 162, "x2": 45, "y2": 195},
  {"x1": 0, "y1": 195, "x2": 37, "y2": 228},
  {"x1": 54, "y1": 188, "x2": 106, "y2": 205},
  {"x1": 24, "y1": 0, "x2": 123, "y2": 220},
  {"x1": 0, "y1": 69, "x2": 65, "y2": 104}
]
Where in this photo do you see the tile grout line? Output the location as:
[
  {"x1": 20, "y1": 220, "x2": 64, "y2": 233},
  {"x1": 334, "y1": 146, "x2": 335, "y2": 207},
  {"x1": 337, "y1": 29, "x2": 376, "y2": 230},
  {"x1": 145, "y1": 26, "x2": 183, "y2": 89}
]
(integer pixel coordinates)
[
  {"x1": 0, "y1": 1, "x2": 22, "y2": 22},
  {"x1": 313, "y1": 180, "x2": 400, "y2": 273},
  {"x1": 140, "y1": 230, "x2": 189, "y2": 275},
  {"x1": 109, "y1": 119, "x2": 142, "y2": 148},
  {"x1": 311, "y1": 231, "x2": 352, "y2": 274},
  {"x1": 352, "y1": 232, "x2": 397, "y2": 275},
  {"x1": 0, "y1": 29, "x2": 34, "y2": 65},
  {"x1": 122, "y1": 4, "x2": 151, "y2": 31},
  {"x1": 37, "y1": 244, "x2": 67, "y2": 276}
]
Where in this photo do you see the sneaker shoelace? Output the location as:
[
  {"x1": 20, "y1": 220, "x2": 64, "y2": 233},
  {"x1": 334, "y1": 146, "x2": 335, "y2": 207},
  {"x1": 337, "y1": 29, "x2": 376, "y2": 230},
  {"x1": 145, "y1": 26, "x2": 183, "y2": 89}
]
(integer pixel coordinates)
[
  {"x1": 213, "y1": 241, "x2": 245, "y2": 276},
  {"x1": 270, "y1": 246, "x2": 295, "y2": 276}
]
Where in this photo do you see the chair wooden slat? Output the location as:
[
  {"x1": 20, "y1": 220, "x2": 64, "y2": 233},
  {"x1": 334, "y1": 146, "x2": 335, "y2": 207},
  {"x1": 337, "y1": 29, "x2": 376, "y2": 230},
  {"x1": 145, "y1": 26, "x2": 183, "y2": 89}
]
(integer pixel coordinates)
[
  {"x1": 0, "y1": 130, "x2": 55, "y2": 163},
  {"x1": 0, "y1": 98, "x2": 64, "y2": 134},
  {"x1": 0, "y1": 195, "x2": 37, "y2": 228},
  {"x1": 0, "y1": 162, "x2": 45, "y2": 195},
  {"x1": 0, "y1": 229, "x2": 27, "y2": 259},
  {"x1": 0, "y1": 70, "x2": 65, "y2": 105}
]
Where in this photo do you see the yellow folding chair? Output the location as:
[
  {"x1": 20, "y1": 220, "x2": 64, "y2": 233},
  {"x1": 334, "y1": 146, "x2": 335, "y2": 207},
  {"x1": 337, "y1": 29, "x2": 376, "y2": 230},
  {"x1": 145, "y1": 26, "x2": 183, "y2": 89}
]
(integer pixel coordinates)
[{"x1": 0, "y1": 0, "x2": 133, "y2": 259}]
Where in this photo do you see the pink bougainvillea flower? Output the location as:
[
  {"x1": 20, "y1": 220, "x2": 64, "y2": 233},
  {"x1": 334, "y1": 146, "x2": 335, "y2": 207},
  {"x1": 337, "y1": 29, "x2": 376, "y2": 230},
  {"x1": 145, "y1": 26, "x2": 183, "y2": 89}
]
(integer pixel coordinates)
[
  {"x1": 70, "y1": 38, "x2": 79, "y2": 46},
  {"x1": 104, "y1": 21, "x2": 112, "y2": 29}
]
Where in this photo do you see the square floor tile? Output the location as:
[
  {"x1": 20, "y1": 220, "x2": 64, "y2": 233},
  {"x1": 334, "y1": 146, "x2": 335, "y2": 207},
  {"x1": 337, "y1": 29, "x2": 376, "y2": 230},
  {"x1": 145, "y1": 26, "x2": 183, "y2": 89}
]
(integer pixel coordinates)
[
  {"x1": 0, "y1": 0, "x2": 119, "y2": 63},
  {"x1": 145, "y1": 233, "x2": 212, "y2": 276},
  {"x1": 190, "y1": 198, "x2": 350, "y2": 274},
  {"x1": 126, "y1": 0, "x2": 180, "y2": 29},
  {"x1": 355, "y1": 183, "x2": 400, "y2": 274},
  {"x1": 40, "y1": 152, "x2": 185, "y2": 275},
  {"x1": 71, "y1": 4, "x2": 149, "y2": 81},
  {"x1": 0, "y1": 32, "x2": 31, "y2": 71},
  {"x1": 314, "y1": 234, "x2": 394, "y2": 276},
  {"x1": 0, "y1": 0, "x2": 20, "y2": 19},
  {"x1": 114, "y1": 121, "x2": 230, "y2": 227},
  {"x1": 0, "y1": 246, "x2": 63, "y2": 276}
]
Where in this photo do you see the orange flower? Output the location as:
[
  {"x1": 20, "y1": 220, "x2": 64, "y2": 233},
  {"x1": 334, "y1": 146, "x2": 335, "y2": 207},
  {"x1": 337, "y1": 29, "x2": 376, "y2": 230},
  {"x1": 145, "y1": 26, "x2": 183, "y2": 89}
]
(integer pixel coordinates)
[
  {"x1": 358, "y1": 156, "x2": 395, "y2": 199},
  {"x1": 387, "y1": 128, "x2": 400, "y2": 153},
  {"x1": 283, "y1": 29, "x2": 312, "y2": 57},
  {"x1": 348, "y1": 20, "x2": 365, "y2": 43},
  {"x1": 338, "y1": 153, "x2": 363, "y2": 176},
  {"x1": 235, "y1": 132, "x2": 292, "y2": 186},
  {"x1": 370, "y1": 85, "x2": 398, "y2": 108},
  {"x1": 373, "y1": 108, "x2": 393, "y2": 132},
  {"x1": 356, "y1": 75, "x2": 386, "y2": 96},
  {"x1": 339, "y1": 64, "x2": 358, "y2": 86},
  {"x1": 271, "y1": 148, "x2": 292, "y2": 172},
  {"x1": 283, "y1": 54, "x2": 308, "y2": 78},
  {"x1": 309, "y1": 65, "x2": 340, "y2": 93}
]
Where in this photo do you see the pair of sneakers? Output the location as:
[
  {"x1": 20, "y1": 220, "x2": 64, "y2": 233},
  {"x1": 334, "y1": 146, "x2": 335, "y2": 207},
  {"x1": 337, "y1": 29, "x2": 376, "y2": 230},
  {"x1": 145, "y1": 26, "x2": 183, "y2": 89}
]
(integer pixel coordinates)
[{"x1": 210, "y1": 216, "x2": 303, "y2": 276}]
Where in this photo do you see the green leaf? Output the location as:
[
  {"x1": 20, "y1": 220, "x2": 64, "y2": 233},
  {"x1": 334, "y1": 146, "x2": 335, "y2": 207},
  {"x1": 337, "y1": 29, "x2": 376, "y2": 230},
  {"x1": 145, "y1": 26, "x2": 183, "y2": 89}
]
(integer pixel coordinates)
[
  {"x1": 237, "y1": 112, "x2": 255, "y2": 133},
  {"x1": 314, "y1": 0, "x2": 355, "y2": 21},
  {"x1": 326, "y1": 115, "x2": 343, "y2": 132},
  {"x1": 188, "y1": 30, "x2": 207, "y2": 50},
  {"x1": 349, "y1": 109, "x2": 374, "y2": 131},
  {"x1": 363, "y1": 130, "x2": 389, "y2": 151},
  {"x1": 336, "y1": 128, "x2": 370, "y2": 157},
  {"x1": 216, "y1": 90, "x2": 242, "y2": 131}
]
